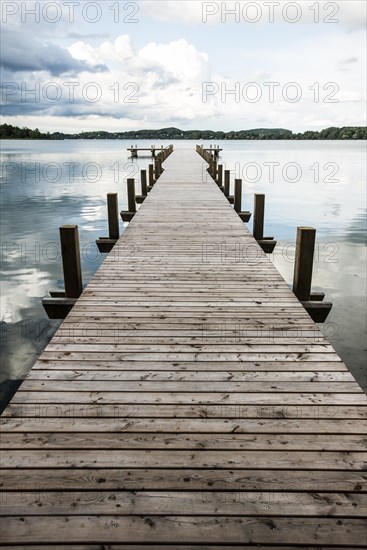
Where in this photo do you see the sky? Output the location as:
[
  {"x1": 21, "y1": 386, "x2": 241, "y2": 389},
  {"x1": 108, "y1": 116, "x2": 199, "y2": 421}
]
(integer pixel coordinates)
[{"x1": 0, "y1": 0, "x2": 366, "y2": 133}]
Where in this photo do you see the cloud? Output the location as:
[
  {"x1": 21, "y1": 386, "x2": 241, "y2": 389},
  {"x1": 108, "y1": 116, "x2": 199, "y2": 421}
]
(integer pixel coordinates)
[
  {"x1": 340, "y1": 57, "x2": 358, "y2": 65},
  {"x1": 139, "y1": 39, "x2": 210, "y2": 86},
  {"x1": 141, "y1": 0, "x2": 204, "y2": 24},
  {"x1": 1, "y1": 35, "x2": 217, "y2": 125},
  {"x1": 1, "y1": 27, "x2": 107, "y2": 76},
  {"x1": 140, "y1": 0, "x2": 367, "y2": 29}
]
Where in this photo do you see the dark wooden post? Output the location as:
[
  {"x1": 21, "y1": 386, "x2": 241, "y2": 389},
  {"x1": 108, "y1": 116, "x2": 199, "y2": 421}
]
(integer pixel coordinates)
[
  {"x1": 107, "y1": 193, "x2": 119, "y2": 240},
  {"x1": 127, "y1": 178, "x2": 136, "y2": 213},
  {"x1": 213, "y1": 158, "x2": 217, "y2": 180},
  {"x1": 224, "y1": 170, "x2": 230, "y2": 197},
  {"x1": 60, "y1": 225, "x2": 82, "y2": 298},
  {"x1": 141, "y1": 170, "x2": 147, "y2": 197},
  {"x1": 234, "y1": 179, "x2": 242, "y2": 213},
  {"x1": 293, "y1": 227, "x2": 316, "y2": 301},
  {"x1": 208, "y1": 157, "x2": 214, "y2": 177},
  {"x1": 149, "y1": 164, "x2": 155, "y2": 187},
  {"x1": 217, "y1": 164, "x2": 223, "y2": 187},
  {"x1": 253, "y1": 194, "x2": 265, "y2": 240},
  {"x1": 154, "y1": 158, "x2": 160, "y2": 179}
]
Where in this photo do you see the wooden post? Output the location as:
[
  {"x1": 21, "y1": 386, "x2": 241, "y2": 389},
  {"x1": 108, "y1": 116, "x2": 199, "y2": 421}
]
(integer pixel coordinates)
[
  {"x1": 127, "y1": 178, "x2": 136, "y2": 213},
  {"x1": 253, "y1": 194, "x2": 265, "y2": 240},
  {"x1": 154, "y1": 158, "x2": 160, "y2": 179},
  {"x1": 224, "y1": 170, "x2": 230, "y2": 197},
  {"x1": 107, "y1": 193, "x2": 119, "y2": 240},
  {"x1": 141, "y1": 170, "x2": 147, "y2": 197},
  {"x1": 149, "y1": 164, "x2": 155, "y2": 187},
  {"x1": 234, "y1": 179, "x2": 242, "y2": 213},
  {"x1": 213, "y1": 158, "x2": 217, "y2": 180},
  {"x1": 217, "y1": 164, "x2": 223, "y2": 187},
  {"x1": 208, "y1": 157, "x2": 214, "y2": 177},
  {"x1": 293, "y1": 227, "x2": 316, "y2": 302},
  {"x1": 60, "y1": 225, "x2": 82, "y2": 299}
]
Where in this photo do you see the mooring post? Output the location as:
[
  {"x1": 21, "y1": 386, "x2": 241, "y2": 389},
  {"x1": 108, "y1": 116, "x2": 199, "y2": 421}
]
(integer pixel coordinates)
[
  {"x1": 135, "y1": 170, "x2": 148, "y2": 204},
  {"x1": 224, "y1": 170, "x2": 230, "y2": 196},
  {"x1": 252, "y1": 194, "x2": 276, "y2": 252},
  {"x1": 253, "y1": 194, "x2": 265, "y2": 240},
  {"x1": 217, "y1": 164, "x2": 223, "y2": 188},
  {"x1": 120, "y1": 179, "x2": 136, "y2": 222},
  {"x1": 141, "y1": 169, "x2": 147, "y2": 196},
  {"x1": 292, "y1": 226, "x2": 332, "y2": 321},
  {"x1": 96, "y1": 194, "x2": 120, "y2": 252},
  {"x1": 213, "y1": 157, "x2": 217, "y2": 180},
  {"x1": 60, "y1": 225, "x2": 83, "y2": 298},
  {"x1": 234, "y1": 179, "x2": 242, "y2": 213},
  {"x1": 127, "y1": 178, "x2": 136, "y2": 213},
  {"x1": 154, "y1": 158, "x2": 160, "y2": 179},
  {"x1": 149, "y1": 164, "x2": 155, "y2": 188},
  {"x1": 42, "y1": 224, "x2": 82, "y2": 318},
  {"x1": 208, "y1": 157, "x2": 214, "y2": 178},
  {"x1": 107, "y1": 193, "x2": 119, "y2": 240},
  {"x1": 293, "y1": 227, "x2": 316, "y2": 302}
]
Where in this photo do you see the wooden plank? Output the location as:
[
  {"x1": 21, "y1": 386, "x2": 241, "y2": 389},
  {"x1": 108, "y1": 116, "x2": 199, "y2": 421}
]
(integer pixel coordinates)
[
  {"x1": 1, "y1": 450, "x2": 365, "y2": 469},
  {"x1": 26, "y1": 360, "x2": 352, "y2": 372},
  {"x1": 4, "y1": 403, "x2": 365, "y2": 419},
  {"x1": 17, "y1": 380, "x2": 362, "y2": 393},
  {"x1": 25, "y1": 370, "x2": 355, "y2": 382},
  {"x1": 10, "y1": 391, "x2": 367, "y2": 405},
  {"x1": 2, "y1": 468, "x2": 365, "y2": 492},
  {"x1": 1, "y1": 516, "x2": 366, "y2": 545},
  {"x1": 1, "y1": 432, "x2": 366, "y2": 451},
  {"x1": 2, "y1": 417, "x2": 366, "y2": 434},
  {"x1": 1, "y1": 491, "x2": 366, "y2": 517}
]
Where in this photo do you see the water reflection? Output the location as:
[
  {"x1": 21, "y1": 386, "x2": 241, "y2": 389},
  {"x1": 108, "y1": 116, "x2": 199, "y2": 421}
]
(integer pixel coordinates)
[
  {"x1": 345, "y1": 209, "x2": 367, "y2": 244},
  {"x1": 0, "y1": 139, "x2": 366, "y2": 411}
]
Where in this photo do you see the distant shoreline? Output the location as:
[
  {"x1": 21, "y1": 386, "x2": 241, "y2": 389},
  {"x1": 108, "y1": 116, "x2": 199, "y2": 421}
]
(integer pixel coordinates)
[{"x1": 1, "y1": 123, "x2": 366, "y2": 141}]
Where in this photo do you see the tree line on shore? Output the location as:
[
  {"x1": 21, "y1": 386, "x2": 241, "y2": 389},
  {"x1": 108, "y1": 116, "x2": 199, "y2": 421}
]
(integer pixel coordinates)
[{"x1": 1, "y1": 123, "x2": 366, "y2": 141}]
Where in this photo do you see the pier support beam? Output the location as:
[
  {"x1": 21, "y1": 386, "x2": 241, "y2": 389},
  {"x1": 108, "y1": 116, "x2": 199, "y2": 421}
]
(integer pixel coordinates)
[
  {"x1": 293, "y1": 226, "x2": 332, "y2": 322},
  {"x1": 252, "y1": 194, "x2": 276, "y2": 253},
  {"x1": 42, "y1": 225, "x2": 82, "y2": 319},
  {"x1": 96, "y1": 193, "x2": 120, "y2": 253}
]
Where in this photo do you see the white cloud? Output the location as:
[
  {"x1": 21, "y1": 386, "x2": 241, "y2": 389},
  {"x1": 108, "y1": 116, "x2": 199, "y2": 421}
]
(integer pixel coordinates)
[
  {"x1": 141, "y1": 0, "x2": 366, "y2": 28},
  {"x1": 139, "y1": 39, "x2": 210, "y2": 85},
  {"x1": 2, "y1": 35, "x2": 218, "y2": 128},
  {"x1": 141, "y1": 0, "x2": 204, "y2": 24}
]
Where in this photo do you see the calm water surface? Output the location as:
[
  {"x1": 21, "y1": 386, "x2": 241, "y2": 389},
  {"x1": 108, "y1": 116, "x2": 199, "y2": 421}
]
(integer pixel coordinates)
[{"x1": 0, "y1": 139, "x2": 366, "y2": 408}]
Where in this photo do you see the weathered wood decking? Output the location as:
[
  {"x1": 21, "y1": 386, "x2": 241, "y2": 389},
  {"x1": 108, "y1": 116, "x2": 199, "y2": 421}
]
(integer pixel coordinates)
[{"x1": 0, "y1": 148, "x2": 366, "y2": 547}]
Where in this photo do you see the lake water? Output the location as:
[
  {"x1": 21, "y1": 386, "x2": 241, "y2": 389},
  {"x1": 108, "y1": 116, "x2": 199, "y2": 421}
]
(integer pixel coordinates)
[{"x1": 0, "y1": 139, "x2": 366, "y2": 409}]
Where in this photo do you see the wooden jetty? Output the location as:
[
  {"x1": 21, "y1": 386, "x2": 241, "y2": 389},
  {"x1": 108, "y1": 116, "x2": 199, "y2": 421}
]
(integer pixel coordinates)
[
  {"x1": 203, "y1": 145, "x2": 223, "y2": 157},
  {"x1": 128, "y1": 144, "x2": 172, "y2": 158},
  {"x1": 0, "y1": 147, "x2": 366, "y2": 547}
]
